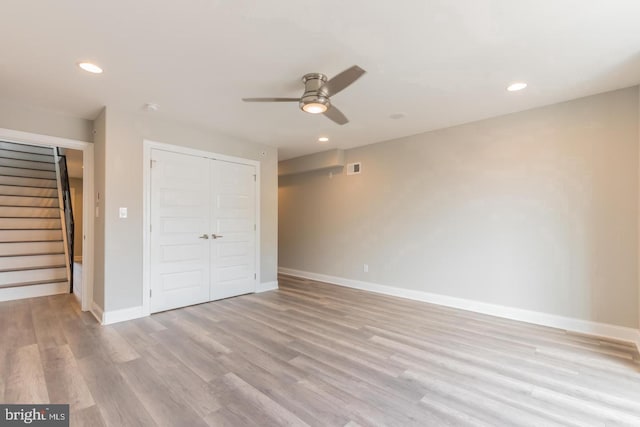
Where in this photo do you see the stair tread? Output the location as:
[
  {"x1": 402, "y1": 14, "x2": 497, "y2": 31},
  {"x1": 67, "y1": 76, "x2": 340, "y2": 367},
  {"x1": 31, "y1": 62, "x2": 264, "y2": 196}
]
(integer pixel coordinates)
[
  {"x1": 0, "y1": 184, "x2": 57, "y2": 190},
  {"x1": 0, "y1": 216, "x2": 62, "y2": 219},
  {"x1": 0, "y1": 239, "x2": 63, "y2": 243},
  {"x1": 0, "y1": 264, "x2": 66, "y2": 273},
  {"x1": 0, "y1": 278, "x2": 67, "y2": 289},
  {"x1": 0, "y1": 194, "x2": 58, "y2": 198},
  {"x1": 0, "y1": 252, "x2": 65, "y2": 258},
  {"x1": 0, "y1": 164, "x2": 56, "y2": 172},
  {"x1": 0, "y1": 174, "x2": 56, "y2": 180},
  {"x1": 0, "y1": 143, "x2": 54, "y2": 155},
  {"x1": 0, "y1": 229, "x2": 61, "y2": 231},
  {"x1": 0, "y1": 206, "x2": 59, "y2": 210},
  {"x1": 0, "y1": 205, "x2": 59, "y2": 209},
  {"x1": 0, "y1": 155, "x2": 54, "y2": 164}
]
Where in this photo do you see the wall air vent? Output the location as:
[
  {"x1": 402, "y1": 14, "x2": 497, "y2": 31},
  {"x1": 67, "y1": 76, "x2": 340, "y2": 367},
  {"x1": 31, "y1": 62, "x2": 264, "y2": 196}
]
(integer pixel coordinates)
[{"x1": 347, "y1": 162, "x2": 362, "y2": 175}]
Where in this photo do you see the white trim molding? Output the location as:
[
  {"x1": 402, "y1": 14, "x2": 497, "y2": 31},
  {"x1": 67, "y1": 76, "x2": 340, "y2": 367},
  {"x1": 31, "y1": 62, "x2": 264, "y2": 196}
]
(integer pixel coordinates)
[
  {"x1": 279, "y1": 267, "x2": 640, "y2": 345},
  {"x1": 91, "y1": 302, "x2": 104, "y2": 324},
  {"x1": 256, "y1": 281, "x2": 279, "y2": 293},
  {"x1": 102, "y1": 306, "x2": 145, "y2": 325}
]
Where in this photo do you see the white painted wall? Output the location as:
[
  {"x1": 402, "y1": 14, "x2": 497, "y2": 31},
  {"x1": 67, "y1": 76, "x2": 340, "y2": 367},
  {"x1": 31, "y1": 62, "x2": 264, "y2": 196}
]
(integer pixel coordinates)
[
  {"x1": 280, "y1": 87, "x2": 640, "y2": 328},
  {"x1": 96, "y1": 108, "x2": 278, "y2": 312}
]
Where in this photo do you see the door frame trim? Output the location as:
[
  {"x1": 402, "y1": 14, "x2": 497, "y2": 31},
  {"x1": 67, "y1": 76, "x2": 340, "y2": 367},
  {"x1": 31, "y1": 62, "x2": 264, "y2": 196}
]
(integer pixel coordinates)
[
  {"x1": 0, "y1": 127, "x2": 95, "y2": 312},
  {"x1": 142, "y1": 139, "x2": 261, "y2": 316}
]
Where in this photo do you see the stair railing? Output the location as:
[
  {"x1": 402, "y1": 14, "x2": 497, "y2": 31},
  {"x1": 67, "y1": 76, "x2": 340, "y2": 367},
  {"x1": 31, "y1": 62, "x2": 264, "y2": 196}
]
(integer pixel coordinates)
[{"x1": 55, "y1": 148, "x2": 74, "y2": 293}]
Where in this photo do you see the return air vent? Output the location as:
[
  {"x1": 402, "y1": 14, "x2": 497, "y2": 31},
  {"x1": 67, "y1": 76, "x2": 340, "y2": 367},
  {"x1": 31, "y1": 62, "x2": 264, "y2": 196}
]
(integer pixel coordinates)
[{"x1": 346, "y1": 162, "x2": 361, "y2": 175}]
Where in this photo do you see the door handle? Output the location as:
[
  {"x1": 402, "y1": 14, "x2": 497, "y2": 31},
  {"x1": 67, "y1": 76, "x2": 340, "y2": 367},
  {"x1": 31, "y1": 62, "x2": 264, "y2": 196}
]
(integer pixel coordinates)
[
  {"x1": 211, "y1": 234, "x2": 224, "y2": 239},
  {"x1": 199, "y1": 234, "x2": 209, "y2": 239}
]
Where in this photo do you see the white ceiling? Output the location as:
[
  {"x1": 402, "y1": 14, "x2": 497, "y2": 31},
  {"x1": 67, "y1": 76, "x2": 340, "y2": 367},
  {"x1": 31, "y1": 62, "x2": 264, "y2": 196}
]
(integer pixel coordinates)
[{"x1": 1, "y1": 1, "x2": 639, "y2": 160}]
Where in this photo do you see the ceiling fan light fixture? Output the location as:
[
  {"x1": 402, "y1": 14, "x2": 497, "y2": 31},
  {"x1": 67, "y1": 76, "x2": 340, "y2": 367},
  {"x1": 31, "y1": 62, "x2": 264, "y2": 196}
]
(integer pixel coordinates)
[{"x1": 301, "y1": 101, "x2": 328, "y2": 114}]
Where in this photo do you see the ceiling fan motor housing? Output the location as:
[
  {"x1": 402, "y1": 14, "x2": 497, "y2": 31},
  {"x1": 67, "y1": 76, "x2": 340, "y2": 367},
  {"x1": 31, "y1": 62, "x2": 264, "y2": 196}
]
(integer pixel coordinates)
[{"x1": 300, "y1": 73, "x2": 331, "y2": 112}]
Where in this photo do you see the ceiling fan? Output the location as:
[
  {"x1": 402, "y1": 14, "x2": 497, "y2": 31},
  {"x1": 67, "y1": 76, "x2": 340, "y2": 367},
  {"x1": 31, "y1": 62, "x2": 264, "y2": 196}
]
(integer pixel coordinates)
[{"x1": 242, "y1": 65, "x2": 366, "y2": 125}]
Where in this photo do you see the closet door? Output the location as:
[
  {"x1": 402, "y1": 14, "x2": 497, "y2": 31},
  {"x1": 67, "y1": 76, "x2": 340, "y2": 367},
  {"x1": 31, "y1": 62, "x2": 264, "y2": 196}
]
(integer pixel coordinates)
[
  {"x1": 150, "y1": 149, "x2": 211, "y2": 313},
  {"x1": 210, "y1": 160, "x2": 256, "y2": 300}
]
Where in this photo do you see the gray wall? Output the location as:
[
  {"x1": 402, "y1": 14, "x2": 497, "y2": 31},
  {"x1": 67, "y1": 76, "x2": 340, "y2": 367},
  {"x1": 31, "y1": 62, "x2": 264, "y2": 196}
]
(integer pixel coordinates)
[
  {"x1": 279, "y1": 87, "x2": 640, "y2": 328},
  {"x1": 69, "y1": 178, "x2": 83, "y2": 257},
  {"x1": 93, "y1": 109, "x2": 106, "y2": 309},
  {"x1": 0, "y1": 99, "x2": 93, "y2": 142},
  {"x1": 97, "y1": 108, "x2": 278, "y2": 311}
]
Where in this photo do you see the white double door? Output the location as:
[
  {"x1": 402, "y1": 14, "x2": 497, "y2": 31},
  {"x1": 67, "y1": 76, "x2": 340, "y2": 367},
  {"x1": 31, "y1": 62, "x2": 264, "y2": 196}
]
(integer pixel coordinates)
[{"x1": 150, "y1": 149, "x2": 256, "y2": 313}]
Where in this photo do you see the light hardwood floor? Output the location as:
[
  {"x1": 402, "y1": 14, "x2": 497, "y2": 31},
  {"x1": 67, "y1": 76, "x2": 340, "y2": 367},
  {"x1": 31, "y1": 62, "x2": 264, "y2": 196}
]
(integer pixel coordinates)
[{"x1": 1, "y1": 274, "x2": 640, "y2": 426}]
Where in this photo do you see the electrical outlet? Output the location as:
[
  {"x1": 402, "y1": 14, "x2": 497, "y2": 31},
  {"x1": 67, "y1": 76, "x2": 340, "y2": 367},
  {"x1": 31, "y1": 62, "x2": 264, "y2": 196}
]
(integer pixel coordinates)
[{"x1": 363, "y1": 264, "x2": 369, "y2": 273}]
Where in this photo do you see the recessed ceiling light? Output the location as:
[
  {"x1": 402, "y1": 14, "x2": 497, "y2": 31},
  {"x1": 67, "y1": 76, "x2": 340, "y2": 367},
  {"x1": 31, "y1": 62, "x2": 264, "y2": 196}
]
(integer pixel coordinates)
[
  {"x1": 143, "y1": 103, "x2": 160, "y2": 112},
  {"x1": 78, "y1": 62, "x2": 103, "y2": 74},
  {"x1": 507, "y1": 82, "x2": 527, "y2": 92},
  {"x1": 318, "y1": 137, "x2": 329, "y2": 142}
]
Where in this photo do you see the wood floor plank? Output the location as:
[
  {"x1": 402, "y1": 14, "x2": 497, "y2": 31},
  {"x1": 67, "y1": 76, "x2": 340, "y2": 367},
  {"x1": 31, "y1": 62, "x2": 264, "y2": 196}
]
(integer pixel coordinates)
[
  {"x1": 216, "y1": 372, "x2": 311, "y2": 426},
  {"x1": 0, "y1": 277, "x2": 639, "y2": 426},
  {"x1": 68, "y1": 405, "x2": 108, "y2": 427},
  {"x1": 4, "y1": 343, "x2": 49, "y2": 403},
  {"x1": 142, "y1": 343, "x2": 222, "y2": 416},
  {"x1": 117, "y1": 358, "x2": 209, "y2": 427},
  {"x1": 75, "y1": 352, "x2": 154, "y2": 427},
  {"x1": 41, "y1": 344, "x2": 95, "y2": 412}
]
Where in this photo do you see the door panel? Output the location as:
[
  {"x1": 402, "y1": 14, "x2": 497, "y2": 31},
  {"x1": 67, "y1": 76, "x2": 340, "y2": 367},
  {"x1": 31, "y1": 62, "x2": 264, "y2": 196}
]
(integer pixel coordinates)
[
  {"x1": 210, "y1": 161, "x2": 256, "y2": 300},
  {"x1": 150, "y1": 149, "x2": 211, "y2": 313}
]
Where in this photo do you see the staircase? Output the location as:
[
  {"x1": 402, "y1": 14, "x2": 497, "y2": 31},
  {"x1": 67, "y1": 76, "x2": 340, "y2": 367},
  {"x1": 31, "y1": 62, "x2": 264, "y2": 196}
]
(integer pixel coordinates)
[{"x1": 0, "y1": 141, "x2": 70, "y2": 299}]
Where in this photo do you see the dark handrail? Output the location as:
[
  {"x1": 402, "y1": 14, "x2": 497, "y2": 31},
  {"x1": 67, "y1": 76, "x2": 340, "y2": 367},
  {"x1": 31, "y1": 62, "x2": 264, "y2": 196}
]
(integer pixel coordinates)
[{"x1": 56, "y1": 148, "x2": 74, "y2": 293}]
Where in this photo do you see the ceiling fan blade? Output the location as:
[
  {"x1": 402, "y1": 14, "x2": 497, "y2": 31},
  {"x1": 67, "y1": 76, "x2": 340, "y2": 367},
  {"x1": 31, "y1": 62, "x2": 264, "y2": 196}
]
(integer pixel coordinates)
[
  {"x1": 323, "y1": 105, "x2": 349, "y2": 125},
  {"x1": 242, "y1": 97, "x2": 299, "y2": 102},
  {"x1": 322, "y1": 65, "x2": 366, "y2": 97}
]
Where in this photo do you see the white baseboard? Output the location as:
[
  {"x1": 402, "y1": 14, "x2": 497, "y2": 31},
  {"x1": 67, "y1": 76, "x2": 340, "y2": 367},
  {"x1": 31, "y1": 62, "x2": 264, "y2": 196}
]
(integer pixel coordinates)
[
  {"x1": 0, "y1": 282, "x2": 69, "y2": 302},
  {"x1": 91, "y1": 301, "x2": 104, "y2": 324},
  {"x1": 256, "y1": 281, "x2": 279, "y2": 293},
  {"x1": 279, "y1": 267, "x2": 640, "y2": 345},
  {"x1": 102, "y1": 305, "x2": 145, "y2": 325}
]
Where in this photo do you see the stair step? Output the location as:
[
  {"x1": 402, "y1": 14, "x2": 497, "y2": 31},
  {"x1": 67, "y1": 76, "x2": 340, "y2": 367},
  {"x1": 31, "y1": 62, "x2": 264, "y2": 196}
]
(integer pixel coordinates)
[
  {"x1": 0, "y1": 176, "x2": 57, "y2": 189},
  {"x1": 0, "y1": 264, "x2": 66, "y2": 273},
  {"x1": 0, "y1": 185, "x2": 58, "y2": 198},
  {"x1": 0, "y1": 253, "x2": 65, "y2": 270},
  {"x1": 0, "y1": 278, "x2": 67, "y2": 290},
  {"x1": 0, "y1": 166, "x2": 57, "y2": 180},
  {"x1": 0, "y1": 206, "x2": 60, "y2": 218},
  {"x1": 0, "y1": 157, "x2": 56, "y2": 172},
  {"x1": 0, "y1": 266, "x2": 67, "y2": 286},
  {"x1": 0, "y1": 151, "x2": 54, "y2": 164},
  {"x1": 0, "y1": 142, "x2": 54, "y2": 156},
  {"x1": 0, "y1": 241, "x2": 64, "y2": 256},
  {"x1": 0, "y1": 195, "x2": 59, "y2": 208},
  {"x1": 0, "y1": 229, "x2": 63, "y2": 242},
  {"x1": 0, "y1": 217, "x2": 61, "y2": 229}
]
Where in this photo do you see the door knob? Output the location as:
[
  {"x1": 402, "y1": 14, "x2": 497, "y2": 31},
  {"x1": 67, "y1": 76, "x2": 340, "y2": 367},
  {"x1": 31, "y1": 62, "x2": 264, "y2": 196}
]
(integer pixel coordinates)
[
  {"x1": 211, "y1": 234, "x2": 224, "y2": 239},
  {"x1": 199, "y1": 234, "x2": 209, "y2": 239}
]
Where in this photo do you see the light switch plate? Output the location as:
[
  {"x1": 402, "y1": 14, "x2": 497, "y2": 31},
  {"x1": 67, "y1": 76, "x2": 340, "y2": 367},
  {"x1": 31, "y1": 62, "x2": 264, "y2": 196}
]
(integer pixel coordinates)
[{"x1": 119, "y1": 207, "x2": 128, "y2": 218}]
